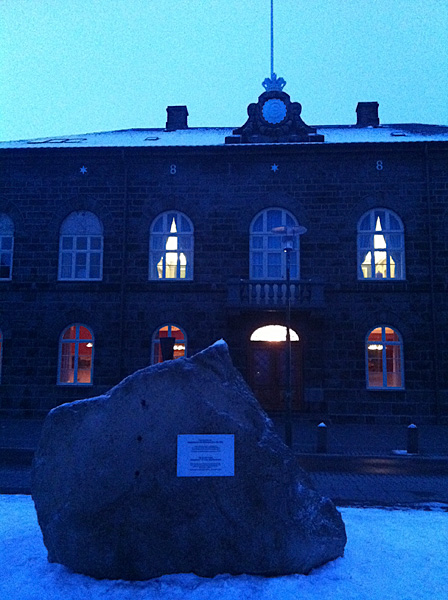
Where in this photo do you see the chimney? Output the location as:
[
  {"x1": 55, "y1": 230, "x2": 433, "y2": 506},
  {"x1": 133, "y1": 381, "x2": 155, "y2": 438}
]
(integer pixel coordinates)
[
  {"x1": 356, "y1": 102, "x2": 379, "y2": 127},
  {"x1": 166, "y1": 106, "x2": 189, "y2": 130}
]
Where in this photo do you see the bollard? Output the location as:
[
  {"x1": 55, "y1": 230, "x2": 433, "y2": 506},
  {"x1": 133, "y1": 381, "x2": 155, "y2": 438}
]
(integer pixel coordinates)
[
  {"x1": 407, "y1": 424, "x2": 419, "y2": 454},
  {"x1": 317, "y1": 422, "x2": 327, "y2": 453}
]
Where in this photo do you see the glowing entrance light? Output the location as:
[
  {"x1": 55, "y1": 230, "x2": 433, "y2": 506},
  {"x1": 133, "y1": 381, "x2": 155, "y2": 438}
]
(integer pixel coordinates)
[{"x1": 250, "y1": 325, "x2": 299, "y2": 342}]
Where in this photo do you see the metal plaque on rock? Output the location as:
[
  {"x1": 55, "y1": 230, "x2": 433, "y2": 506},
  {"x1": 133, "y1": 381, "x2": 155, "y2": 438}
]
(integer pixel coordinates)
[{"x1": 177, "y1": 434, "x2": 235, "y2": 477}]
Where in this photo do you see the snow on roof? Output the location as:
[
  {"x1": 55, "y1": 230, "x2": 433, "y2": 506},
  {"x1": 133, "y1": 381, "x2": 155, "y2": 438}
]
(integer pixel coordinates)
[{"x1": 1, "y1": 124, "x2": 448, "y2": 149}]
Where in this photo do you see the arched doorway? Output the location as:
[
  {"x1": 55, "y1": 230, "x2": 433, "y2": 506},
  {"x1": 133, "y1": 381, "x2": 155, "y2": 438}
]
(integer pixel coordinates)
[{"x1": 249, "y1": 325, "x2": 303, "y2": 412}]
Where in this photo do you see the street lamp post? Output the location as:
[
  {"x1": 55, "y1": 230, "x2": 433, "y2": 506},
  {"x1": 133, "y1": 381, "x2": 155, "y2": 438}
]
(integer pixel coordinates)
[{"x1": 272, "y1": 225, "x2": 307, "y2": 447}]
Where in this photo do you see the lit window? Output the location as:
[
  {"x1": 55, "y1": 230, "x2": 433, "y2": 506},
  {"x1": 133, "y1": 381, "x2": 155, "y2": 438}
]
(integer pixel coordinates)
[
  {"x1": 358, "y1": 209, "x2": 404, "y2": 279},
  {"x1": 250, "y1": 209, "x2": 300, "y2": 280},
  {"x1": 0, "y1": 214, "x2": 14, "y2": 280},
  {"x1": 250, "y1": 325, "x2": 299, "y2": 342},
  {"x1": 58, "y1": 324, "x2": 94, "y2": 384},
  {"x1": 152, "y1": 325, "x2": 186, "y2": 363},
  {"x1": 149, "y1": 212, "x2": 193, "y2": 280},
  {"x1": 58, "y1": 212, "x2": 103, "y2": 280},
  {"x1": 366, "y1": 326, "x2": 403, "y2": 389}
]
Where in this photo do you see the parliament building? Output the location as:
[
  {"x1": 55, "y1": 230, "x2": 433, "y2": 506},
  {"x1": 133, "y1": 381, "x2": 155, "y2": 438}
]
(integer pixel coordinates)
[{"x1": 1, "y1": 76, "x2": 447, "y2": 423}]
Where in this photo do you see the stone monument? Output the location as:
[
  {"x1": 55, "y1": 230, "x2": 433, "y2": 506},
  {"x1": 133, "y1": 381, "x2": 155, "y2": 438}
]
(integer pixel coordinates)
[{"x1": 32, "y1": 340, "x2": 346, "y2": 580}]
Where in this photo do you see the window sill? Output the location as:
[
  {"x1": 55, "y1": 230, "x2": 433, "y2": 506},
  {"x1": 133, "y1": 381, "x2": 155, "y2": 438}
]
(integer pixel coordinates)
[
  {"x1": 57, "y1": 383, "x2": 93, "y2": 387},
  {"x1": 367, "y1": 386, "x2": 405, "y2": 392}
]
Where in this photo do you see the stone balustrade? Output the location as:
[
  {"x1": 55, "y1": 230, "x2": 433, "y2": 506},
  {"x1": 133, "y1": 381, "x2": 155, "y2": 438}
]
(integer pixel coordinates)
[{"x1": 227, "y1": 279, "x2": 325, "y2": 308}]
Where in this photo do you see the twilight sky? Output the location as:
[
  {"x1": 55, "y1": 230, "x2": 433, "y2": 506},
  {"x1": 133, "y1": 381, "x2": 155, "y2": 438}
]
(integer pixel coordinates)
[{"x1": 1, "y1": 0, "x2": 447, "y2": 141}]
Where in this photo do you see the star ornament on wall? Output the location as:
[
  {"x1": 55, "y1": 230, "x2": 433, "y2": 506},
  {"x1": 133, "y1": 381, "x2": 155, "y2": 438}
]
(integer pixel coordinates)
[
  {"x1": 271, "y1": 164, "x2": 279, "y2": 172},
  {"x1": 80, "y1": 166, "x2": 88, "y2": 174}
]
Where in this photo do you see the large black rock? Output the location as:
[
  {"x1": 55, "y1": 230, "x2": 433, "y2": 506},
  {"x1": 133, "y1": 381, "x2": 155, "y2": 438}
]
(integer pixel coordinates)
[{"x1": 32, "y1": 341, "x2": 346, "y2": 580}]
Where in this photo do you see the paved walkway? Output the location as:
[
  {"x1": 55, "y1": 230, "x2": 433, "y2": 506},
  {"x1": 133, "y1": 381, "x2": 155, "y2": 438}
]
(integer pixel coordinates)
[{"x1": 1, "y1": 417, "x2": 448, "y2": 506}]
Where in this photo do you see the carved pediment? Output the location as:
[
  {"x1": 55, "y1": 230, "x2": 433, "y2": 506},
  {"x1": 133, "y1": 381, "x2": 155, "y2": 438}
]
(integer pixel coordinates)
[{"x1": 226, "y1": 76, "x2": 324, "y2": 144}]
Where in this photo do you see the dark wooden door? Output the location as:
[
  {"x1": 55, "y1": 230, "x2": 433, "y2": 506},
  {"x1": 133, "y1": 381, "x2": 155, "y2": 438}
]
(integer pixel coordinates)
[{"x1": 249, "y1": 342, "x2": 303, "y2": 412}]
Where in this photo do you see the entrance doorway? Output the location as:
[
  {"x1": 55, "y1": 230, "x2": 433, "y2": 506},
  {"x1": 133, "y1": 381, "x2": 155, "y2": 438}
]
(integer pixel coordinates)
[{"x1": 249, "y1": 325, "x2": 303, "y2": 412}]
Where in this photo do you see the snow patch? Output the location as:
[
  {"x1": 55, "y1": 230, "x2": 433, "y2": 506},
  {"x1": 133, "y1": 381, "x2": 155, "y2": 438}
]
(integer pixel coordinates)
[{"x1": 1, "y1": 495, "x2": 448, "y2": 599}]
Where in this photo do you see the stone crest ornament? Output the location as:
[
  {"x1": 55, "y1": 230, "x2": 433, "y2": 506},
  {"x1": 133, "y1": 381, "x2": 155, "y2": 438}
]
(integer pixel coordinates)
[
  {"x1": 262, "y1": 98, "x2": 287, "y2": 124},
  {"x1": 225, "y1": 76, "x2": 324, "y2": 144},
  {"x1": 262, "y1": 72, "x2": 287, "y2": 91}
]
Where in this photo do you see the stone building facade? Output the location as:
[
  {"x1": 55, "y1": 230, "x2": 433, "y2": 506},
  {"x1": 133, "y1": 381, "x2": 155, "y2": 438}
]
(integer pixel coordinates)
[{"x1": 1, "y1": 90, "x2": 447, "y2": 423}]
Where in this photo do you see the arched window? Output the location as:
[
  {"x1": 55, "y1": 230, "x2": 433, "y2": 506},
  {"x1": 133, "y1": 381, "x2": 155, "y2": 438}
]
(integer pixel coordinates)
[
  {"x1": 58, "y1": 211, "x2": 103, "y2": 280},
  {"x1": 366, "y1": 326, "x2": 403, "y2": 389},
  {"x1": 0, "y1": 214, "x2": 14, "y2": 280},
  {"x1": 152, "y1": 325, "x2": 186, "y2": 363},
  {"x1": 250, "y1": 208, "x2": 300, "y2": 280},
  {"x1": 58, "y1": 324, "x2": 94, "y2": 384},
  {"x1": 358, "y1": 209, "x2": 404, "y2": 280},
  {"x1": 149, "y1": 212, "x2": 193, "y2": 280}
]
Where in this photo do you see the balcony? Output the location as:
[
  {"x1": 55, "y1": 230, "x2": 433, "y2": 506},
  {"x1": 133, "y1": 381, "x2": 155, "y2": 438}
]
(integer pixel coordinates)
[{"x1": 227, "y1": 279, "x2": 325, "y2": 309}]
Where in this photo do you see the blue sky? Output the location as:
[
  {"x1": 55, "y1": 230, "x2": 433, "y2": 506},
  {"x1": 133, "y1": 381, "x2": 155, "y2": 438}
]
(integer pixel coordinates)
[{"x1": 1, "y1": 0, "x2": 447, "y2": 141}]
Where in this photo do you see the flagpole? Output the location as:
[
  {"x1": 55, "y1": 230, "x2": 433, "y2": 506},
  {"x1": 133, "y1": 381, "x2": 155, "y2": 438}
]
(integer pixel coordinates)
[{"x1": 271, "y1": 0, "x2": 274, "y2": 76}]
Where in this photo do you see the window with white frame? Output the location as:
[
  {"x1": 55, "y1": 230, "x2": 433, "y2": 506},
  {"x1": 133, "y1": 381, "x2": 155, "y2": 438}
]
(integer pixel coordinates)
[
  {"x1": 152, "y1": 325, "x2": 186, "y2": 363},
  {"x1": 0, "y1": 214, "x2": 14, "y2": 280},
  {"x1": 358, "y1": 209, "x2": 404, "y2": 280},
  {"x1": 250, "y1": 208, "x2": 300, "y2": 279},
  {"x1": 366, "y1": 326, "x2": 403, "y2": 389},
  {"x1": 58, "y1": 324, "x2": 94, "y2": 384},
  {"x1": 58, "y1": 212, "x2": 103, "y2": 280},
  {"x1": 149, "y1": 212, "x2": 193, "y2": 280}
]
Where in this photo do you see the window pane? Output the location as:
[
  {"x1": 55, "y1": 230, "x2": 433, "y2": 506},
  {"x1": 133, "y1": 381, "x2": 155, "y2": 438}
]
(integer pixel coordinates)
[
  {"x1": 358, "y1": 234, "x2": 371, "y2": 249},
  {"x1": 151, "y1": 235, "x2": 163, "y2": 250},
  {"x1": 267, "y1": 254, "x2": 281, "y2": 278},
  {"x1": 386, "y1": 345, "x2": 402, "y2": 387},
  {"x1": 62, "y1": 236, "x2": 73, "y2": 250},
  {"x1": 63, "y1": 326, "x2": 77, "y2": 340},
  {"x1": 267, "y1": 253, "x2": 281, "y2": 265},
  {"x1": 267, "y1": 210, "x2": 282, "y2": 231},
  {"x1": 61, "y1": 253, "x2": 72, "y2": 266},
  {"x1": 374, "y1": 210, "x2": 385, "y2": 225},
  {"x1": 251, "y1": 265, "x2": 263, "y2": 278},
  {"x1": 267, "y1": 236, "x2": 281, "y2": 249},
  {"x1": 90, "y1": 253, "x2": 100, "y2": 267},
  {"x1": 359, "y1": 215, "x2": 371, "y2": 231},
  {"x1": 178, "y1": 236, "x2": 191, "y2": 250},
  {"x1": 89, "y1": 265, "x2": 100, "y2": 279},
  {"x1": 0, "y1": 254, "x2": 11, "y2": 267},
  {"x1": 385, "y1": 328, "x2": 399, "y2": 342},
  {"x1": 76, "y1": 237, "x2": 88, "y2": 250},
  {"x1": 78, "y1": 326, "x2": 92, "y2": 340},
  {"x1": 1, "y1": 236, "x2": 12, "y2": 250},
  {"x1": 285, "y1": 213, "x2": 295, "y2": 227},
  {"x1": 77, "y1": 343, "x2": 92, "y2": 383},
  {"x1": 0, "y1": 265, "x2": 10, "y2": 278},
  {"x1": 388, "y1": 214, "x2": 401, "y2": 230},
  {"x1": 60, "y1": 265, "x2": 72, "y2": 278},
  {"x1": 368, "y1": 328, "x2": 382, "y2": 343},
  {"x1": 60, "y1": 342, "x2": 75, "y2": 383},
  {"x1": 389, "y1": 234, "x2": 402, "y2": 249},
  {"x1": 90, "y1": 237, "x2": 102, "y2": 250},
  {"x1": 251, "y1": 237, "x2": 263, "y2": 249},
  {"x1": 180, "y1": 215, "x2": 192, "y2": 232}
]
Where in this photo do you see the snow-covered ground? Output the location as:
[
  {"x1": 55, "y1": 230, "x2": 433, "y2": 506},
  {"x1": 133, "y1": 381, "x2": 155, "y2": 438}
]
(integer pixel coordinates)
[{"x1": 1, "y1": 495, "x2": 447, "y2": 600}]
